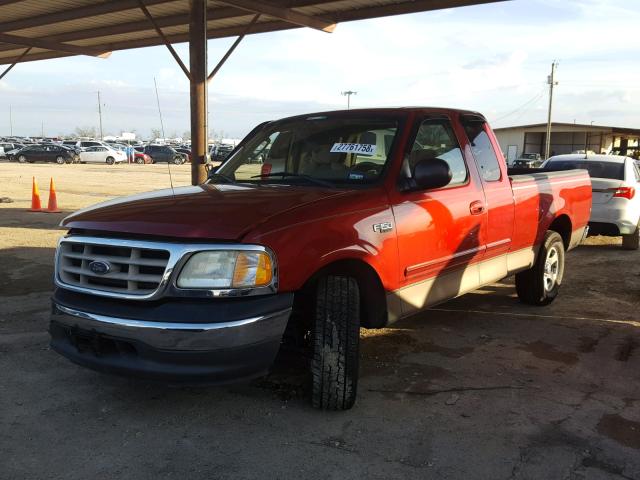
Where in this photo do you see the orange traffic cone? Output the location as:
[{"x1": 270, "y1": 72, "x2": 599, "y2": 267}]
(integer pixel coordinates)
[
  {"x1": 45, "y1": 177, "x2": 61, "y2": 213},
  {"x1": 29, "y1": 176, "x2": 42, "y2": 211}
]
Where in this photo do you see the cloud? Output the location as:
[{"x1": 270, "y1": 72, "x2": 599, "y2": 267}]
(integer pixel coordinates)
[{"x1": 0, "y1": 0, "x2": 638, "y2": 137}]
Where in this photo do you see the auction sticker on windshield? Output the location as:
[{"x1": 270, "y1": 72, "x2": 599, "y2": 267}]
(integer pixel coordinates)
[{"x1": 330, "y1": 143, "x2": 377, "y2": 155}]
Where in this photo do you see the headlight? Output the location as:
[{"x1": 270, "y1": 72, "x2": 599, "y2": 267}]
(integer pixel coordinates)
[{"x1": 177, "y1": 250, "x2": 273, "y2": 289}]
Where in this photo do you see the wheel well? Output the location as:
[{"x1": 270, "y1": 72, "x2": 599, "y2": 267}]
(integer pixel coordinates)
[
  {"x1": 294, "y1": 259, "x2": 387, "y2": 329},
  {"x1": 549, "y1": 214, "x2": 572, "y2": 249}
]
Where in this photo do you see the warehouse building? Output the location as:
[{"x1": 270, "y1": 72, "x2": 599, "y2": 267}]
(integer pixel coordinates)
[{"x1": 494, "y1": 122, "x2": 640, "y2": 163}]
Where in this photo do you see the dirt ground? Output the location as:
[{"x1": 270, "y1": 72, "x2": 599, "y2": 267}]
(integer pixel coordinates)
[{"x1": 1, "y1": 162, "x2": 639, "y2": 480}]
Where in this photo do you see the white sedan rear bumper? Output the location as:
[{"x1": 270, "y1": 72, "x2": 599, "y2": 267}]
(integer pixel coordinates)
[{"x1": 590, "y1": 198, "x2": 640, "y2": 235}]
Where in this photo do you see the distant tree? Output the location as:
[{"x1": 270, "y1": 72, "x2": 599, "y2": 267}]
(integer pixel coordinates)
[
  {"x1": 150, "y1": 128, "x2": 162, "y2": 140},
  {"x1": 75, "y1": 126, "x2": 97, "y2": 138}
]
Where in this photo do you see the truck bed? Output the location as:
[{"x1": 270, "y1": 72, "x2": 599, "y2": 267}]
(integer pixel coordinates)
[{"x1": 508, "y1": 168, "x2": 592, "y2": 252}]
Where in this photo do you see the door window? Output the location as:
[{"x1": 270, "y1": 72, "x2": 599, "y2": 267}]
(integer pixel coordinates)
[{"x1": 402, "y1": 119, "x2": 468, "y2": 187}]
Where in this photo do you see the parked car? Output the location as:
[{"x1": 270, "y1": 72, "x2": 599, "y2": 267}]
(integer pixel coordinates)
[
  {"x1": 143, "y1": 144, "x2": 185, "y2": 164},
  {"x1": 79, "y1": 145, "x2": 127, "y2": 165},
  {"x1": 174, "y1": 147, "x2": 192, "y2": 162},
  {"x1": 544, "y1": 154, "x2": 640, "y2": 249},
  {"x1": 49, "y1": 107, "x2": 591, "y2": 410},
  {"x1": 512, "y1": 159, "x2": 539, "y2": 168},
  {"x1": 512, "y1": 153, "x2": 543, "y2": 168},
  {"x1": 134, "y1": 151, "x2": 153, "y2": 164},
  {"x1": 0, "y1": 142, "x2": 24, "y2": 158},
  {"x1": 77, "y1": 140, "x2": 110, "y2": 150},
  {"x1": 210, "y1": 143, "x2": 234, "y2": 162},
  {"x1": 12, "y1": 144, "x2": 78, "y2": 164}
]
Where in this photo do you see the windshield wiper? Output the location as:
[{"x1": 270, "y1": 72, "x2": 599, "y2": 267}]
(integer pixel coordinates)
[{"x1": 250, "y1": 172, "x2": 335, "y2": 188}]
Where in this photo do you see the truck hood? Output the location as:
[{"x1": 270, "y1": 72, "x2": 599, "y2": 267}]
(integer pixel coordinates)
[{"x1": 62, "y1": 183, "x2": 352, "y2": 241}]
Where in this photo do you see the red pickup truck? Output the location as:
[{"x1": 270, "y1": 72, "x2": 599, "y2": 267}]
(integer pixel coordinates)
[{"x1": 50, "y1": 108, "x2": 591, "y2": 410}]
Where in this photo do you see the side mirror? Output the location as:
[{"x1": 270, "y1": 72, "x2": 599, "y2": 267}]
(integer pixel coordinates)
[{"x1": 410, "y1": 158, "x2": 452, "y2": 191}]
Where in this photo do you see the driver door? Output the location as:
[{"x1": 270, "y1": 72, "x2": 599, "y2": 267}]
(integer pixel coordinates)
[{"x1": 388, "y1": 116, "x2": 487, "y2": 317}]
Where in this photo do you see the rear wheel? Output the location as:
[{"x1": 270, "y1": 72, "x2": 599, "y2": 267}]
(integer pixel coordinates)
[
  {"x1": 622, "y1": 223, "x2": 640, "y2": 250},
  {"x1": 311, "y1": 275, "x2": 360, "y2": 410},
  {"x1": 55, "y1": 156, "x2": 65, "y2": 165},
  {"x1": 516, "y1": 231, "x2": 565, "y2": 306},
  {"x1": 106, "y1": 156, "x2": 115, "y2": 165}
]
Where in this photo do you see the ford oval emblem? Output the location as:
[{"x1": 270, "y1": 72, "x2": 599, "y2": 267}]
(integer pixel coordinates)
[{"x1": 88, "y1": 260, "x2": 111, "y2": 275}]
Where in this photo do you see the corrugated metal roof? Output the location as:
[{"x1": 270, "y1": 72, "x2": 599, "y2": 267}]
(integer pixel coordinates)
[{"x1": 0, "y1": 0, "x2": 506, "y2": 65}]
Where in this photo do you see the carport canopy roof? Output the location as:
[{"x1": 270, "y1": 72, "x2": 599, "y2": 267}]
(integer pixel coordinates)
[{"x1": 0, "y1": 0, "x2": 506, "y2": 65}]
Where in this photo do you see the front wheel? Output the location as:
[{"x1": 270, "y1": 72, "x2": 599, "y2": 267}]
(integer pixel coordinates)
[
  {"x1": 55, "y1": 156, "x2": 66, "y2": 165},
  {"x1": 18, "y1": 155, "x2": 27, "y2": 163},
  {"x1": 173, "y1": 157, "x2": 183, "y2": 165},
  {"x1": 622, "y1": 223, "x2": 640, "y2": 250},
  {"x1": 135, "y1": 157, "x2": 144, "y2": 164},
  {"x1": 516, "y1": 231, "x2": 565, "y2": 306},
  {"x1": 311, "y1": 275, "x2": 360, "y2": 410},
  {"x1": 106, "y1": 157, "x2": 115, "y2": 165}
]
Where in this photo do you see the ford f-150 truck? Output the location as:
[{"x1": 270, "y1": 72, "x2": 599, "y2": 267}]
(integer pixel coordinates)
[{"x1": 49, "y1": 108, "x2": 592, "y2": 410}]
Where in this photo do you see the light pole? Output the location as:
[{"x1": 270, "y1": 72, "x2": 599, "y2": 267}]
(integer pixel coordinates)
[
  {"x1": 97, "y1": 91, "x2": 104, "y2": 140},
  {"x1": 341, "y1": 90, "x2": 357, "y2": 110},
  {"x1": 9, "y1": 104, "x2": 12, "y2": 136}
]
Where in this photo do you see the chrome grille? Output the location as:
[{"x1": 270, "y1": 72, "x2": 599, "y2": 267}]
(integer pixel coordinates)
[{"x1": 57, "y1": 240, "x2": 170, "y2": 295}]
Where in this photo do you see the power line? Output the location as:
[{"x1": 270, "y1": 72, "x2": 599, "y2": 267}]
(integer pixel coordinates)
[{"x1": 491, "y1": 87, "x2": 546, "y2": 123}]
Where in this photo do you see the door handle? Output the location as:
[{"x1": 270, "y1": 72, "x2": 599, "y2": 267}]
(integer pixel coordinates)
[{"x1": 469, "y1": 200, "x2": 485, "y2": 215}]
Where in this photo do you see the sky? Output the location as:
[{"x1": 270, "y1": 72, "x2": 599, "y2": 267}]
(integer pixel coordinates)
[{"x1": 0, "y1": 0, "x2": 638, "y2": 140}]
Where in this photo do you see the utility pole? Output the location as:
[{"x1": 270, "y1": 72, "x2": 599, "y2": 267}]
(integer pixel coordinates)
[
  {"x1": 97, "y1": 91, "x2": 104, "y2": 140},
  {"x1": 9, "y1": 104, "x2": 12, "y2": 136},
  {"x1": 544, "y1": 62, "x2": 558, "y2": 159},
  {"x1": 153, "y1": 77, "x2": 166, "y2": 140},
  {"x1": 341, "y1": 90, "x2": 357, "y2": 110}
]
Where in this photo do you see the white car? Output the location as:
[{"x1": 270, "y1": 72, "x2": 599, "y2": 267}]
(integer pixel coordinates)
[
  {"x1": 545, "y1": 154, "x2": 640, "y2": 249},
  {"x1": 79, "y1": 146, "x2": 128, "y2": 165}
]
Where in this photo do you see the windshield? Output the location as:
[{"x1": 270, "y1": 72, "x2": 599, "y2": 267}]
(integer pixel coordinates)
[
  {"x1": 214, "y1": 115, "x2": 400, "y2": 186},
  {"x1": 547, "y1": 159, "x2": 624, "y2": 180}
]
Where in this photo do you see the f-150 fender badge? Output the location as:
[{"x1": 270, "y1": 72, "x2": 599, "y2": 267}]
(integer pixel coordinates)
[{"x1": 373, "y1": 222, "x2": 393, "y2": 233}]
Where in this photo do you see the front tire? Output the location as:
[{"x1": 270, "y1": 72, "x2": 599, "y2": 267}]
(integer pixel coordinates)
[
  {"x1": 18, "y1": 155, "x2": 26, "y2": 163},
  {"x1": 311, "y1": 275, "x2": 360, "y2": 411},
  {"x1": 135, "y1": 157, "x2": 144, "y2": 164},
  {"x1": 173, "y1": 157, "x2": 183, "y2": 165},
  {"x1": 622, "y1": 223, "x2": 640, "y2": 250},
  {"x1": 56, "y1": 156, "x2": 66, "y2": 165},
  {"x1": 106, "y1": 157, "x2": 115, "y2": 165},
  {"x1": 516, "y1": 231, "x2": 565, "y2": 306}
]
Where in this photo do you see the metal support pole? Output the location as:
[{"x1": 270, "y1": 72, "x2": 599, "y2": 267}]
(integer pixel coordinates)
[
  {"x1": 189, "y1": 0, "x2": 207, "y2": 185},
  {"x1": 0, "y1": 46, "x2": 31, "y2": 82},
  {"x1": 207, "y1": 14, "x2": 260, "y2": 82}
]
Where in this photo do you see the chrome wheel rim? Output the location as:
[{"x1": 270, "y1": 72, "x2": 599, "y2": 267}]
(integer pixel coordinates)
[{"x1": 543, "y1": 246, "x2": 559, "y2": 292}]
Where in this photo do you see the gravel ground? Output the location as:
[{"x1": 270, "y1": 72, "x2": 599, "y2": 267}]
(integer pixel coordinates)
[{"x1": 1, "y1": 163, "x2": 639, "y2": 480}]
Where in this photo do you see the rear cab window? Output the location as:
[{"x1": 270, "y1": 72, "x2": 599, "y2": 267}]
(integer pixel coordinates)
[{"x1": 461, "y1": 117, "x2": 502, "y2": 182}]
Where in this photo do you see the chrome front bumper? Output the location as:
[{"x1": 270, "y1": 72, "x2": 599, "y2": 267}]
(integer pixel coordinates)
[
  {"x1": 49, "y1": 300, "x2": 292, "y2": 383},
  {"x1": 52, "y1": 303, "x2": 291, "y2": 351}
]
